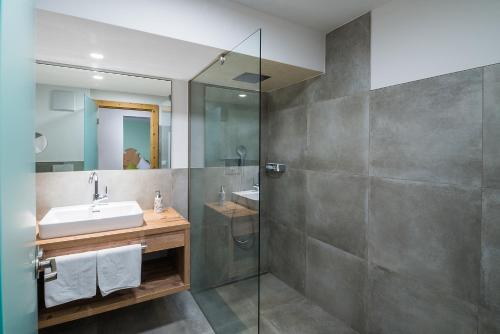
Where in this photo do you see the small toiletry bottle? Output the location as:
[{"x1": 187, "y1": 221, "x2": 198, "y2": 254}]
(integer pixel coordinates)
[
  {"x1": 154, "y1": 190, "x2": 164, "y2": 213},
  {"x1": 218, "y1": 185, "x2": 225, "y2": 206}
]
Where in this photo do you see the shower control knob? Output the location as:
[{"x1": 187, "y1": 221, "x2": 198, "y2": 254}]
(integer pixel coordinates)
[{"x1": 265, "y1": 163, "x2": 286, "y2": 173}]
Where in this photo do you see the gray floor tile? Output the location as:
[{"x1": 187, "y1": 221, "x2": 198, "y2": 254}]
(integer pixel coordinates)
[
  {"x1": 39, "y1": 292, "x2": 214, "y2": 334},
  {"x1": 261, "y1": 299, "x2": 358, "y2": 334}
]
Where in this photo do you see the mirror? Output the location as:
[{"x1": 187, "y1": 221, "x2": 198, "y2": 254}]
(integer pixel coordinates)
[
  {"x1": 34, "y1": 132, "x2": 48, "y2": 154},
  {"x1": 35, "y1": 62, "x2": 172, "y2": 172}
]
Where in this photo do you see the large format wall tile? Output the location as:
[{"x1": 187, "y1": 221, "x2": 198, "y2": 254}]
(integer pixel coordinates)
[
  {"x1": 305, "y1": 95, "x2": 369, "y2": 175},
  {"x1": 266, "y1": 169, "x2": 306, "y2": 231},
  {"x1": 479, "y1": 307, "x2": 500, "y2": 334},
  {"x1": 306, "y1": 237, "x2": 367, "y2": 333},
  {"x1": 267, "y1": 105, "x2": 307, "y2": 169},
  {"x1": 370, "y1": 69, "x2": 483, "y2": 187},
  {"x1": 268, "y1": 80, "x2": 307, "y2": 112},
  {"x1": 483, "y1": 63, "x2": 500, "y2": 188},
  {"x1": 269, "y1": 221, "x2": 306, "y2": 294},
  {"x1": 306, "y1": 13, "x2": 370, "y2": 103},
  {"x1": 368, "y1": 265, "x2": 478, "y2": 334},
  {"x1": 481, "y1": 188, "x2": 500, "y2": 309},
  {"x1": 305, "y1": 171, "x2": 368, "y2": 258},
  {"x1": 369, "y1": 177, "x2": 481, "y2": 303}
]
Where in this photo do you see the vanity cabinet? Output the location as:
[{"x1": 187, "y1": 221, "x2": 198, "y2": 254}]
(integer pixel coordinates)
[{"x1": 36, "y1": 208, "x2": 190, "y2": 329}]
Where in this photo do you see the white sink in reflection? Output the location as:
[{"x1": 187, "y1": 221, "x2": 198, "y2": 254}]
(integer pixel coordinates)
[
  {"x1": 39, "y1": 201, "x2": 144, "y2": 239},
  {"x1": 232, "y1": 190, "x2": 259, "y2": 210}
]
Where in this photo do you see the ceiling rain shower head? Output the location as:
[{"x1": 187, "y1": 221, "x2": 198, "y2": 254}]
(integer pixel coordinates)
[{"x1": 233, "y1": 72, "x2": 271, "y2": 84}]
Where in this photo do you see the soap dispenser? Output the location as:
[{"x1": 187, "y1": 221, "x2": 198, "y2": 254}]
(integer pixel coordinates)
[
  {"x1": 154, "y1": 190, "x2": 164, "y2": 213},
  {"x1": 218, "y1": 185, "x2": 226, "y2": 206}
]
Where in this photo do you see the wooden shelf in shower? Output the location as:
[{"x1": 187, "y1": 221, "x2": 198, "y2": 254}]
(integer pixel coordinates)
[
  {"x1": 205, "y1": 201, "x2": 258, "y2": 218},
  {"x1": 36, "y1": 208, "x2": 190, "y2": 329}
]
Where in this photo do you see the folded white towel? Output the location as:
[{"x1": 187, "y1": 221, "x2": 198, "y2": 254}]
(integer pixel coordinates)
[
  {"x1": 97, "y1": 244, "x2": 142, "y2": 296},
  {"x1": 44, "y1": 251, "x2": 97, "y2": 308}
]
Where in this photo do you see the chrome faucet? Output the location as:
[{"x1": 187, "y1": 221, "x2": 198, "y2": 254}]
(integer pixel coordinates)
[{"x1": 88, "y1": 171, "x2": 108, "y2": 204}]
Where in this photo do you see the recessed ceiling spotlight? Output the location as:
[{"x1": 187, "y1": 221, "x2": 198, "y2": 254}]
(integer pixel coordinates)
[
  {"x1": 238, "y1": 93, "x2": 247, "y2": 98},
  {"x1": 93, "y1": 75, "x2": 103, "y2": 80},
  {"x1": 90, "y1": 53, "x2": 104, "y2": 60}
]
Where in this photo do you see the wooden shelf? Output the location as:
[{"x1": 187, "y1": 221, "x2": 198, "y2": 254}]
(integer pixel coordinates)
[
  {"x1": 37, "y1": 208, "x2": 190, "y2": 329},
  {"x1": 205, "y1": 201, "x2": 258, "y2": 218},
  {"x1": 38, "y1": 257, "x2": 188, "y2": 329}
]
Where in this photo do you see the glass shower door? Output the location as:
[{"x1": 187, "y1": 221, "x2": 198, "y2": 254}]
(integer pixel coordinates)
[
  {"x1": 189, "y1": 30, "x2": 261, "y2": 334},
  {"x1": 0, "y1": 0, "x2": 38, "y2": 333}
]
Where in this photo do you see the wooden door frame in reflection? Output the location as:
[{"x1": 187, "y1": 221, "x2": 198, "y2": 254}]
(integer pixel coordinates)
[{"x1": 94, "y1": 99, "x2": 159, "y2": 168}]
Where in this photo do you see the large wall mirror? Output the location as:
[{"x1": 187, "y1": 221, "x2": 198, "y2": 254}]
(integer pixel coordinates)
[{"x1": 35, "y1": 62, "x2": 172, "y2": 172}]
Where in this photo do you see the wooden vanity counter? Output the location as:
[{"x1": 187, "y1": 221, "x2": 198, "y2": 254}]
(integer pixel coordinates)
[{"x1": 36, "y1": 208, "x2": 190, "y2": 329}]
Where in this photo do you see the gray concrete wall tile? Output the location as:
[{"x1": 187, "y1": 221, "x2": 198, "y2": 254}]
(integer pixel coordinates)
[
  {"x1": 369, "y1": 177, "x2": 481, "y2": 303},
  {"x1": 483, "y1": 64, "x2": 500, "y2": 188},
  {"x1": 306, "y1": 14, "x2": 370, "y2": 103},
  {"x1": 306, "y1": 237, "x2": 367, "y2": 333},
  {"x1": 479, "y1": 307, "x2": 500, "y2": 334},
  {"x1": 269, "y1": 221, "x2": 306, "y2": 294},
  {"x1": 305, "y1": 171, "x2": 368, "y2": 258},
  {"x1": 368, "y1": 265, "x2": 478, "y2": 334},
  {"x1": 481, "y1": 188, "x2": 500, "y2": 309},
  {"x1": 305, "y1": 95, "x2": 369, "y2": 175},
  {"x1": 266, "y1": 169, "x2": 306, "y2": 231},
  {"x1": 267, "y1": 105, "x2": 307, "y2": 170},
  {"x1": 370, "y1": 69, "x2": 483, "y2": 187}
]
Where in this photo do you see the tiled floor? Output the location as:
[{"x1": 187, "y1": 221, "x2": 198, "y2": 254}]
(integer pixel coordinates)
[
  {"x1": 40, "y1": 274, "x2": 356, "y2": 334},
  {"x1": 194, "y1": 273, "x2": 358, "y2": 334},
  {"x1": 39, "y1": 291, "x2": 214, "y2": 334}
]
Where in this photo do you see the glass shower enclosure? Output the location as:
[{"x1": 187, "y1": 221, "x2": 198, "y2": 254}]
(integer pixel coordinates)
[{"x1": 189, "y1": 30, "x2": 261, "y2": 333}]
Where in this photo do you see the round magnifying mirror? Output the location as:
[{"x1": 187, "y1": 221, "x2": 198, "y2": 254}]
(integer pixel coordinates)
[{"x1": 34, "y1": 132, "x2": 48, "y2": 154}]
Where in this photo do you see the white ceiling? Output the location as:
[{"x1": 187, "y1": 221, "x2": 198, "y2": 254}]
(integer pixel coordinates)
[
  {"x1": 36, "y1": 10, "x2": 223, "y2": 81},
  {"x1": 36, "y1": 9, "x2": 321, "y2": 91},
  {"x1": 230, "y1": 0, "x2": 391, "y2": 32}
]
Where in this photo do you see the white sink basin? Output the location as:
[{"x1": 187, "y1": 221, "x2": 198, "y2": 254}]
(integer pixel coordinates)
[
  {"x1": 232, "y1": 190, "x2": 259, "y2": 210},
  {"x1": 39, "y1": 201, "x2": 144, "y2": 239}
]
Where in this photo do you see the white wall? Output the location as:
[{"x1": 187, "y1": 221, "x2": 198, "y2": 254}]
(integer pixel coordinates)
[
  {"x1": 36, "y1": 0, "x2": 325, "y2": 72},
  {"x1": 171, "y1": 80, "x2": 189, "y2": 169},
  {"x1": 35, "y1": 84, "x2": 87, "y2": 162},
  {"x1": 371, "y1": 0, "x2": 500, "y2": 89}
]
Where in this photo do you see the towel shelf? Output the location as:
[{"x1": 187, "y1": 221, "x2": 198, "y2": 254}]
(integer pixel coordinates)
[{"x1": 36, "y1": 208, "x2": 190, "y2": 329}]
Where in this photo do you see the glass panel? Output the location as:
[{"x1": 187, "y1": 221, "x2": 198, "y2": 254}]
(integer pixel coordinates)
[
  {"x1": 0, "y1": 0, "x2": 37, "y2": 332},
  {"x1": 189, "y1": 30, "x2": 261, "y2": 334}
]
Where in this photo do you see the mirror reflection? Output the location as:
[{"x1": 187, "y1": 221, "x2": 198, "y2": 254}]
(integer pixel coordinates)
[{"x1": 35, "y1": 63, "x2": 172, "y2": 172}]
